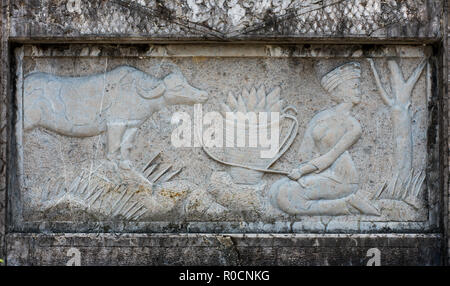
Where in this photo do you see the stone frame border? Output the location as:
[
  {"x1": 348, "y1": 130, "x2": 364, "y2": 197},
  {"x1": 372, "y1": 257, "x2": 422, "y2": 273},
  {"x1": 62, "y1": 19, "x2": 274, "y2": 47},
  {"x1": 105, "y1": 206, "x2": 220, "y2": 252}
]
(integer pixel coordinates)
[
  {"x1": 8, "y1": 43, "x2": 439, "y2": 235},
  {"x1": 0, "y1": 0, "x2": 448, "y2": 265},
  {"x1": 5, "y1": 233, "x2": 443, "y2": 266}
]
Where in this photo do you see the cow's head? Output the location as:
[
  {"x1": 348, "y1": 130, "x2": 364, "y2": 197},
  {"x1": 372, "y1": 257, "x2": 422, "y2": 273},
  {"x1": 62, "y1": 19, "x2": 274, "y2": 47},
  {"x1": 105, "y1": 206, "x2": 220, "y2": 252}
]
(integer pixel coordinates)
[
  {"x1": 136, "y1": 72, "x2": 208, "y2": 105},
  {"x1": 162, "y1": 73, "x2": 208, "y2": 105}
]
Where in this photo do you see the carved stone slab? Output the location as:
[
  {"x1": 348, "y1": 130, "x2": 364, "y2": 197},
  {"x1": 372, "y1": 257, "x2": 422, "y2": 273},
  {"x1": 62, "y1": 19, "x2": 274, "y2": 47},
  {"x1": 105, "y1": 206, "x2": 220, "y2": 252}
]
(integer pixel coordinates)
[{"x1": 11, "y1": 44, "x2": 435, "y2": 233}]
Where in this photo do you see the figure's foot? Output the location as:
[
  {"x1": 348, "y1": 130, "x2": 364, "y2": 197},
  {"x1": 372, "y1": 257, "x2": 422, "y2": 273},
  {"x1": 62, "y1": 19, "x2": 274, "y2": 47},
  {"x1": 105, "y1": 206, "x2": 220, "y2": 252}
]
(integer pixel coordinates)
[
  {"x1": 119, "y1": 160, "x2": 133, "y2": 170},
  {"x1": 346, "y1": 194, "x2": 380, "y2": 216}
]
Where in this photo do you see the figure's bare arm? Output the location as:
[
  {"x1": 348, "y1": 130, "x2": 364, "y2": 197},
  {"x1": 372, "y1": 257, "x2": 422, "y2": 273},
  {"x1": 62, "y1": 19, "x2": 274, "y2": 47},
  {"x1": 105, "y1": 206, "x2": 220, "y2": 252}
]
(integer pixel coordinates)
[
  {"x1": 308, "y1": 117, "x2": 362, "y2": 173},
  {"x1": 287, "y1": 122, "x2": 317, "y2": 180},
  {"x1": 288, "y1": 162, "x2": 317, "y2": 181},
  {"x1": 298, "y1": 128, "x2": 316, "y2": 163},
  {"x1": 288, "y1": 112, "x2": 362, "y2": 181}
]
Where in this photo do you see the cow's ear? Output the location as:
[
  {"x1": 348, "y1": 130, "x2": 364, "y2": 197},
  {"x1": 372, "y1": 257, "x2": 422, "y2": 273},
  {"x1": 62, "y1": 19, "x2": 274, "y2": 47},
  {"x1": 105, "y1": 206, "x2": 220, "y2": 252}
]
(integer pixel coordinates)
[
  {"x1": 163, "y1": 73, "x2": 184, "y2": 89},
  {"x1": 118, "y1": 70, "x2": 137, "y2": 89},
  {"x1": 136, "y1": 82, "x2": 165, "y2": 99}
]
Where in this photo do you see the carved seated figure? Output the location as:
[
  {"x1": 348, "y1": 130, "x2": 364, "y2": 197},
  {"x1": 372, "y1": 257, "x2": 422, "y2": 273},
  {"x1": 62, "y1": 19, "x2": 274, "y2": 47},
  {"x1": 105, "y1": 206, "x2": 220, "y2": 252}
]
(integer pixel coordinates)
[{"x1": 269, "y1": 62, "x2": 379, "y2": 216}]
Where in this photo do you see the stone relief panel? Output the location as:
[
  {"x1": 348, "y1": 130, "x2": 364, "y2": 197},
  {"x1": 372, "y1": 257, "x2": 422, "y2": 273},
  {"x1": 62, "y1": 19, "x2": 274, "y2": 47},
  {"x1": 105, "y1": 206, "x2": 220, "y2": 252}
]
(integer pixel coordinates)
[{"x1": 13, "y1": 44, "x2": 432, "y2": 233}]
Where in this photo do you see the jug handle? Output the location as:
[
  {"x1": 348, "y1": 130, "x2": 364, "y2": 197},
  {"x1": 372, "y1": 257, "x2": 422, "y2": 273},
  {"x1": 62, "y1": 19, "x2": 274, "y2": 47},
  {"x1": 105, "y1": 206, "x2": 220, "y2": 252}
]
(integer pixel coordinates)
[{"x1": 265, "y1": 106, "x2": 299, "y2": 169}]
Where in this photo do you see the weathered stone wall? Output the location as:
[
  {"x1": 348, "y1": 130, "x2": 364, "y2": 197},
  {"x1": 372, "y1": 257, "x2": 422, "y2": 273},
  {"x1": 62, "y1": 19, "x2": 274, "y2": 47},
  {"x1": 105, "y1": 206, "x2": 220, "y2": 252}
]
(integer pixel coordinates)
[
  {"x1": 5, "y1": 233, "x2": 442, "y2": 266},
  {"x1": 8, "y1": 0, "x2": 442, "y2": 41},
  {"x1": 0, "y1": 0, "x2": 10, "y2": 265},
  {"x1": 1, "y1": 0, "x2": 448, "y2": 266},
  {"x1": 443, "y1": 1, "x2": 450, "y2": 265}
]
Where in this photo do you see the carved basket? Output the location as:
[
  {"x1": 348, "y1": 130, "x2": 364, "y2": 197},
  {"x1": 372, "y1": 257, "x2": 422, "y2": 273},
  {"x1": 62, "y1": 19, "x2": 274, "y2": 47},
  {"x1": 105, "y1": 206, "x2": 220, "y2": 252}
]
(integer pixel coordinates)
[
  {"x1": 223, "y1": 115, "x2": 296, "y2": 185},
  {"x1": 217, "y1": 85, "x2": 298, "y2": 185}
]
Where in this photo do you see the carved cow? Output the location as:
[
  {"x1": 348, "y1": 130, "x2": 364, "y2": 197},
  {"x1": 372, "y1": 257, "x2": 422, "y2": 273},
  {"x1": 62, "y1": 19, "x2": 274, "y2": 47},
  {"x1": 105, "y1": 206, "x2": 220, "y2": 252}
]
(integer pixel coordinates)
[{"x1": 23, "y1": 65, "x2": 208, "y2": 169}]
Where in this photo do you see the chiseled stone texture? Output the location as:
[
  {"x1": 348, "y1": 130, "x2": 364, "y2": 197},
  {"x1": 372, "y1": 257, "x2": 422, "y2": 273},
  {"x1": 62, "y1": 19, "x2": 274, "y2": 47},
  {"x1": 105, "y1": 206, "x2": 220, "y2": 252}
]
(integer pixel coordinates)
[
  {"x1": 447, "y1": 1, "x2": 450, "y2": 266},
  {"x1": 9, "y1": 0, "x2": 442, "y2": 41},
  {"x1": 0, "y1": 0, "x2": 9, "y2": 264},
  {"x1": 5, "y1": 233, "x2": 442, "y2": 266}
]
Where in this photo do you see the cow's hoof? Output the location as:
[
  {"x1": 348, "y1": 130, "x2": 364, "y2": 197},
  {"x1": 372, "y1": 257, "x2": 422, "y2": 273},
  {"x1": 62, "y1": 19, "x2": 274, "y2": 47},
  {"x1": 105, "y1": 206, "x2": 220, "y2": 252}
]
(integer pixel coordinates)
[{"x1": 119, "y1": 160, "x2": 133, "y2": 170}]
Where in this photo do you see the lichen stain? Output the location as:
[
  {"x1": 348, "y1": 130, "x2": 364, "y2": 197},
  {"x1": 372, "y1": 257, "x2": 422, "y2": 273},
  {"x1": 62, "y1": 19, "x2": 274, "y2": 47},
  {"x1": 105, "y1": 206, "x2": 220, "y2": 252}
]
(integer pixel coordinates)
[
  {"x1": 193, "y1": 56, "x2": 208, "y2": 64},
  {"x1": 135, "y1": 185, "x2": 153, "y2": 194},
  {"x1": 159, "y1": 189, "x2": 188, "y2": 200}
]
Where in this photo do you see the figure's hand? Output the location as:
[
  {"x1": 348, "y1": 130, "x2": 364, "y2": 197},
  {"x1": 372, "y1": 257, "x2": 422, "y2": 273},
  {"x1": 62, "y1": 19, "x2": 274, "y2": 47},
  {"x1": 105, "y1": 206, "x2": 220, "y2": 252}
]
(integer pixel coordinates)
[
  {"x1": 287, "y1": 168, "x2": 303, "y2": 181},
  {"x1": 308, "y1": 156, "x2": 330, "y2": 173}
]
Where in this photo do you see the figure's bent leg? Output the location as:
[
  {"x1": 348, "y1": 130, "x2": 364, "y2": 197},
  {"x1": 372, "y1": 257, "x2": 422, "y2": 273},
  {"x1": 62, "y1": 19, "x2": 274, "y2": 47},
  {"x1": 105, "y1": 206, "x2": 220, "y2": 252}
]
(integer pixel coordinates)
[
  {"x1": 299, "y1": 174, "x2": 357, "y2": 200},
  {"x1": 270, "y1": 178, "x2": 311, "y2": 214},
  {"x1": 269, "y1": 177, "x2": 378, "y2": 216},
  {"x1": 345, "y1": 193, "x2": 380, "y2": 215},
  {"x1": 270, "y1": 178, "x2": 354, "y2": 215},
  {"x1": 298, "y1": 175, "x2": 379, "y2": 215}
]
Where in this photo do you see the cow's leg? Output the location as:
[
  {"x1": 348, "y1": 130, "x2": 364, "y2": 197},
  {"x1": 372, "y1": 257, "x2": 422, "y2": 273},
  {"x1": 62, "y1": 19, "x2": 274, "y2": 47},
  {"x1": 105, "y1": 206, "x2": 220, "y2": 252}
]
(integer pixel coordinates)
[
  {"x1": 23, "y1": 93, "x2": 46, "y2": 131},
  {"x1": 23, "y1": 103, "x2": 41, "y2": 131},
  {"x1": 106, "y1": 121, "x2": 127, "y2": 162},
  {"x1": 119, "y1": 126, "x2": 138, "y2": 170}
]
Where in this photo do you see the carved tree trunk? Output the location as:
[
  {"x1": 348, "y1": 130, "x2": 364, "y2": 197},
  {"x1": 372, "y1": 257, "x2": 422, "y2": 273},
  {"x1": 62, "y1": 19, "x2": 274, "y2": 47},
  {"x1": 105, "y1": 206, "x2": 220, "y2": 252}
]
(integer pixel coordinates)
[
  {"x1": 369, "y1": 58, "x2": 426, "y2": 183},
  {"x1": 391, "y1": 103, "x2": 413, "y2": 181}
]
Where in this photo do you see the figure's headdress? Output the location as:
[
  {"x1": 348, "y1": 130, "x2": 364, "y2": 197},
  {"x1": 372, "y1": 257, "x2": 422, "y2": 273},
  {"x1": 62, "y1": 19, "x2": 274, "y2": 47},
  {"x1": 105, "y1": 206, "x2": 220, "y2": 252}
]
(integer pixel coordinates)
[{"x1": 321, "y1": 62, "x2": 361, "y2": 93}]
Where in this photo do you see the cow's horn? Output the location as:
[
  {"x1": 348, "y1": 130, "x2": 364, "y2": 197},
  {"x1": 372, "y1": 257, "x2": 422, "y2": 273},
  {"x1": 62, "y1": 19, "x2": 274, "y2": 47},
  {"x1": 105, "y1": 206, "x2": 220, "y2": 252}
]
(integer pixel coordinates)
[{"x1": 136, "y1": 82, "x2": 165, "y2": 99}]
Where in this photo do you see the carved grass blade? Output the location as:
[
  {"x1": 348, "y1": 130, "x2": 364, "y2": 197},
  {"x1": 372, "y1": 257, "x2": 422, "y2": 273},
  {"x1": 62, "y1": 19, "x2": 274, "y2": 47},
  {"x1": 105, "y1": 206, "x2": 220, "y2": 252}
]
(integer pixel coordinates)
[
  {"x1": 150, "y1": 165, "x2": 172, "y2": 183},
  {"x1": 374, "y1": 181, "x2": 387, "y2": 199},
  {"x1": 388, "y1": 172, "x2": 400, "y2": 199},
  {"x1": 402, "y1": 168, "x2": 415, "y2": 199},
  {"x1": 53, "y1": 178, "x2": 66, "y2": 200},
  {"x1": 141, "y1": 151, "x2": 161, "y2": 173},
  {"x1": 121, "y1": 201, "x2": 139, "y2": 219},
  {"x1": 409, "y1": 170, "x2": 422, "y2": 198},
  {"x1": 87, "y1": 187, "x2": 106, "y2": 207},
  {"x1": 132, "y1": 207, "x2": 148, "y2": 220},
  {"x1": 68, "y1": 172, "x2": 84, "y2": 194},
  {"x1": 125, "y1": 203, "x2": 144, "y2": 220},
  {"x1": 78, "y1": 180, "x2": 90, "y2": 196},
  {"x1": 162, "y1": 168, "x2": 183, "y2": 182},
  {"x1": 112, "y1": 192, "x2": 135, "y2": 217},
  {"x1": 413, "y1": 171, "x2": 425, "y2": 197},
  {"x1": 144, "y1": 163, "x2": 159, "y2": 178},
  {"x1": 109, "y1": 185, "x2": 127, "y2": 214},
  {"x1": 83, "y1": 183, "x2": 100, "y2": 201}
]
